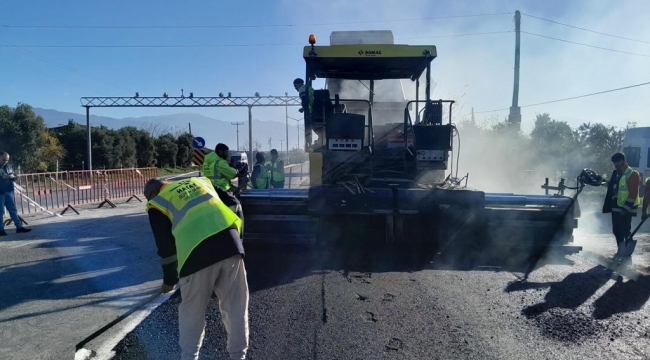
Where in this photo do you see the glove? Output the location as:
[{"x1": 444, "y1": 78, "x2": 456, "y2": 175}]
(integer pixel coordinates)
[{"x1": 298, "y1": 108, "x2": 304, "y2": 113}]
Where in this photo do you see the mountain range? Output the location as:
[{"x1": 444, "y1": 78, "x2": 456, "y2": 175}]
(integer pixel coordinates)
[{"x1": 33, "y1": 107, "x2": 302, "y2": 152}]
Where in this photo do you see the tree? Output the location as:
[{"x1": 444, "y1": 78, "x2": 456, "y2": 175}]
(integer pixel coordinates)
[
  {"x1": 91, "y1": 126, "x2": 116, "y2": 169},
  {"x1": 176, "y1": 133, "x2": 194, "y2": 167},
  {"x1": 53, "y1": 119, "x2": 87, "y2": 169},
  {"x1": 574, "y1": 122, "x2": 626, "y2": 177},
  {"x1": 0, "y1": 103, "x2": 49, "y2": 172},
  {"x1": 38, "y1": 131, "x2": 66, "y2": 171},
  {"x1": 155, "y1": 133, "x2": 178, "y2": 167},
  {"x1": 140, "y1": 121, "x2": 185, "y2": 138},
  {"x1": 113, "y1": 128, "x2": 138, "y2": 168},
  {"x1": 119, "y1": 126, "x2": 156, "y2": 168}
]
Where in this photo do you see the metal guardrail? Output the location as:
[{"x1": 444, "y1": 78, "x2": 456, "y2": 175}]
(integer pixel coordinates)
[{"x1": 7, "y1": 167, "x2": 159, "y2": 217}]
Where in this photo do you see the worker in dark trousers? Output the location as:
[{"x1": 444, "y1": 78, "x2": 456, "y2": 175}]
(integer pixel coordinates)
[
  {"x1": 0, "y1": 151, "x2": 31, "y2": 236},
  {"x1": 266, "y1": 149, "x2": 285, "y2": 189},
  {"x1": 602, "y1": 152, "x2": 640, "y2": 257},
  {"x1": 250, "y1": 152, "x2": 270, "y2": 189},
  {"x1": 145, "y1": 176, "x2": 249, "y2": 360}
]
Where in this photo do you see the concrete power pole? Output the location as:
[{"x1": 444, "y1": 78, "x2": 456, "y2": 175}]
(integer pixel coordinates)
[
  {"x1": 231, "y1": 121, "x2": 244, "y2": 151},
  {"x1": 508, "y1": 10, "x2": 522, "y2": 132}
]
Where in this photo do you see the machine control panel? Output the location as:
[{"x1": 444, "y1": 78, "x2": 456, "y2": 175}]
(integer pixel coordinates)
[
  {"x1": 328, "y1": 138, "x2": 362, "y2": 151},
  {"x1": 416, "y1": 150, "x2": 445, "y2": 161}
]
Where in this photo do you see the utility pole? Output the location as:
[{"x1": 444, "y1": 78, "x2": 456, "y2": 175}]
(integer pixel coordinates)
[
  {"x1": 231, "y1": 121, "x2": 244, "y2": 151},
  {"x1": 188, "y1": 122, "x2": 192, "y2": 135},
  {"x1": 471, "y1": 107, "x2": 475, "y2": 125},
  {"x1": 279, "y1": 140, "x2": 284, "y2": 156},
  {"x1": 268, "y1": 137, "x2": 272, "y2": 151},
  {"x1": 508, "y1": 10, "x2": 522, "y2": 132},
  {"x1": 285, "y1": 92, "x2": 290, "y2": 163}
]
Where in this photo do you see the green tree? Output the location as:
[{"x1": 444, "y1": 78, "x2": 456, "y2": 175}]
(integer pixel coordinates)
[
  {"x1": 112, "y1": 128, "x2": 138, "y2": 168},
  {"x1": 155, "y1": 133, "x2": 178, "y2": 167},
  {"x1": 176, "y1": 133, "x2": 194, "y2": 167},
  {"x1": 38, "y1": 131, "x2": 66, "y2": 171},
  {"x1": 91, "y1": 126, "x2": 116, "y2": 169},
  {"x1": 53, "y1": 119, "x2": 87, "y2": 169},
  {"x1": 0, "y1": 103, "x2": 49, "y2": 172},
  {"x1": 118, "y1": 126, "x2": 156, "y2": 167}
]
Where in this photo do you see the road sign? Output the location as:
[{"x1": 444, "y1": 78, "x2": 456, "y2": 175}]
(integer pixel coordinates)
[
  {"x1": 193, "y1": 149, "x2": 206, "y2": 166},
  {"x1": 192, "y1": 137, "x2": 206, "y2": 150}
]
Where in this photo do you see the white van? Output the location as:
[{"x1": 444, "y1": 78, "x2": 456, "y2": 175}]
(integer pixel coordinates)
[{"x1": 622, "y1": 126, "x2": 650, "y2": 191}]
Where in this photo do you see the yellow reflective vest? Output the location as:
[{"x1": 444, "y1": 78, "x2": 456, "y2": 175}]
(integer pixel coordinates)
[
  {"x1": 253, "y1": 163, "x2": 270, "y2": 189},
  {"x1": 298, "y1": 84, "x2": 314, "y2": 113},
  {"x1": 202, "y1": 152, "x2": 236, "y2": 191},
  {"x1": 267, "y1": 160, "x2": 285, "y2": 182},
  {"x1": 147, "y1": 176, "x2": 242, "y2": 273},
  {"x1": 614, "y1": 166, "x2": 641, "y2": 215}
]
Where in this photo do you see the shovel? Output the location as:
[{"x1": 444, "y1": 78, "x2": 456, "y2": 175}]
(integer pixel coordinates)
[{"x1": 619, "y1": 217, "x2": 647, "y2": 257}]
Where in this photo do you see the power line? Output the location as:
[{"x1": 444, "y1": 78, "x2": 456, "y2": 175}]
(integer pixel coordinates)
[
  {"x1": 0, "y1": 31, "x2": 513, "y2": 49},
  {"x1": 0, "y1": 55, "x2": 92, "y2": 90},
  {"x1": 522, "y1": 31, "x2": 650, "y2": 58},
  {"x1": 473, "y1": 81, "x2": 650, "y2": 114},
  {"x1": 521, "y1": 13, "x2": 650, "y2": 45},
  {"x1": 0, "y1": 42, "x2": 131, "y2": 92},
  {"x1": 0, "y1": 12, "x2": 512, "y2": 30}
]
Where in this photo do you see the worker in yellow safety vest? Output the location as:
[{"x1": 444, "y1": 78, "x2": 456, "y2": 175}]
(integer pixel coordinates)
[
  {"x1": 266, "y1": 149, "x2": 285, "y2": 189},
  {"x1": 144, "y1": 176, "x2": 249, "y2": 360},
  {"x1": 602, "y1": 152, "x2": 641, "y2": 257},
  {"x1": 202, "y1": 143, "x2": 245, "y2": 222},
  {"x1": 293, "y1": 78, "x2": 313, "y2": 115},
  {"x1": 250, "y1": 152, "x2": 270, "y2": 189}
]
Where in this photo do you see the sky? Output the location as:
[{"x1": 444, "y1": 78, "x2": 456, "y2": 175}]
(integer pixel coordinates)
[{"x1": 1, "y1": 0, "x2": 649, "y2": 139}]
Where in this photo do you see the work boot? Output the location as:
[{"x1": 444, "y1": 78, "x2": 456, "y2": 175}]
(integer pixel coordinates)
[
  {"x1": 615, "y1": 242, "x2": 623, "y2": 257},
  {"x1": 16, "y1": 227, "x2": 32, "y2": 233},
  {"x1": 0, "y1": 230, "x2": 7, "y2": 236}
]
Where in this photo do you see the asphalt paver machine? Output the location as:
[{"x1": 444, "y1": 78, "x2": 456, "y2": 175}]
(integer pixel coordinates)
[{"x1": 239, "y1": 31, "x2": 581, "y2": 256}]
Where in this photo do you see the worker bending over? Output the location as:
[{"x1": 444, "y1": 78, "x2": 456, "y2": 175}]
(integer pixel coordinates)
[
  {"x1": 602, "y1": 152, "x2": 640, "y2": 257},
  {"x1": 250, "y1": 152, "x2": 270, "y2": 189},
  {"x1": 144, "y1": 176, "x2": 249, "y2": 360},
  {"x1": 203, "y1": 143, "x2": 245, "y2": 220},
  {"x1": 266, "y1": 149, "x2": 285, "y2": 189}
]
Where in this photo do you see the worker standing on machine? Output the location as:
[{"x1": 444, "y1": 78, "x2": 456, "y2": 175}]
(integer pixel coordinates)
[
  {"x1": 202, "y1": 143, "x2": 245, "y2": 221},
  {"x1": 250, "y1": 152, "x2": 270, "y2": 189},
  {"x1": 293, "y1": 78, "x2": 313, "y2": 115},
  {"x1": 602, "y1": 152, "x2": 640, "y2": 257},
  {"x1": 266, "y1": 149, "x2": 285, "y2": 189},
  {"x1": 144, "y1": 177, "x2": 249, "y2": 360}
]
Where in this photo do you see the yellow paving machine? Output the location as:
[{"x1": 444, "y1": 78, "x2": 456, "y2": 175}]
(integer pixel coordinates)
[{"x1": 239, "y1": 31, "x2": 582, "y2": 257}]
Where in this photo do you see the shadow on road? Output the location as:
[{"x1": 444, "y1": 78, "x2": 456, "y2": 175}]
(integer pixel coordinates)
[
  {"x1": 592, "y1": 274, "x2": 650, "y2": 319},
  {"x1": 0, "y1": 213, "x2": 160, "y2": 323},
  {"x1": 242, "y1": 243, "x2": 577, "y2": 293},
  {"x1": 505, "y1": 266, "x2": 613, "y2": 318}
]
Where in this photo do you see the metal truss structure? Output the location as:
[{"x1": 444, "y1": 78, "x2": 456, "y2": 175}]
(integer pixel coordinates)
[
  {"x1": 80, "y1": 95, "x2": 301, "y2": 108},
  {"x1": 80, "y1": 95, "x2": 303, "y2": 171}
]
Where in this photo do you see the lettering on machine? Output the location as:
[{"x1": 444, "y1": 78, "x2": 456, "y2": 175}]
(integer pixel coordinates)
[{"x1": 358, "y1": 50, "x2": 382, "y2": 56}]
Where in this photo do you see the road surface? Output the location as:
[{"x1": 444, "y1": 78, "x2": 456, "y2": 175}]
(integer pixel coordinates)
[{"x1": 2, "y1": 181, "x2": 649, "y2": 360}]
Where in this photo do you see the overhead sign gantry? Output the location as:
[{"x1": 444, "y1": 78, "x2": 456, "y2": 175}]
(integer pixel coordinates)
[{"x1": 79, "y1": 94, "x2": 302, "y2": 171}]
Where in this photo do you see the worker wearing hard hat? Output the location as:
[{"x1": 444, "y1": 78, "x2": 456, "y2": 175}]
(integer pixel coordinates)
[
  {"x1": 203, "y1": 143, "x2": 245, "y2": 220},
  {"x1": 144, "y1": 176, "x2": 249, "y2": 360},
  {"x1": 266, "y1": 149, "x2": 285, "y2": 189},
  {"x1": 602, "y1": 152, "x2": 641, "y2": 257},
  {"x1": 250, "y1": 152, "x2": 270, "y2": 189}
]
